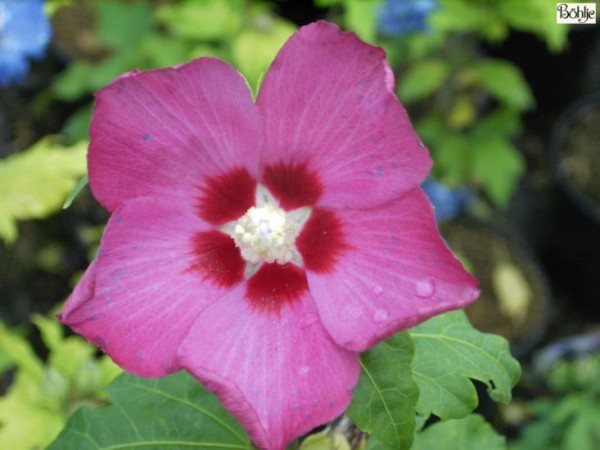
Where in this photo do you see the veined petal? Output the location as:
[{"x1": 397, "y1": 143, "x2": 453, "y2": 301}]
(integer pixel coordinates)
[
  {"x1": 88, "y1": 58, "x2": 262, "y2": 213},
  {"x1": 256, "y1": 21, "x2": 431, "y2": 209},
  {"x1": 306, "y1": 188, "x2": 479, "y2": 352},
  {"x1": 178, "y1": 288, "x2": 360, "y2": 450},
  {"x1": 60, "y1": 197, "x2": 241, "y2": 377}
]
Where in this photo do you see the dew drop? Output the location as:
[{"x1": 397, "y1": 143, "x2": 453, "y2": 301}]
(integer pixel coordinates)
[
  {"x1": 416, "y1": 277, "x2": 436, "y2": 298},
  {"x1": 298, "y1": 365, "x2": 310, "y2": 375},
  {"x1": 373, "y1": 285, "x2": 384, "y2": 296},
  {"x1": 373, "y1": 309, "x2": 389, "y2": 323}
]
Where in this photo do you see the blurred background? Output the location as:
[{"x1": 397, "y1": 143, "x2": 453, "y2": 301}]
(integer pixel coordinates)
[{"x1": 0, "y1": 0, "x2": 599, "y2": 448}]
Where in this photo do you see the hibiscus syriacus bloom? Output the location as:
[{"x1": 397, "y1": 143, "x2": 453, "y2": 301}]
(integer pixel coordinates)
[{"x1": 60, "y1": 21, "x2": 479, "y2": 450}]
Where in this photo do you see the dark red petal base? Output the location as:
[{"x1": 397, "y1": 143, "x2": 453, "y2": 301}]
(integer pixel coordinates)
[
  {"x1": 196, "y1": 167, "x2": 256, "y2": 225},
  {"x1": 296, "y1": 208, "x2": 350, "y2": 273},
  {"x1": 189, "y1": 230, "x2": 244, "y2": 288},
  {"x1": 190, "y1": 164, "x2": 348, "y2": 312},
  {"x1": 262, "y1": 161, "x2": 323, "y2": 210},
  {"x1": 246, "y1": 263, "x2": 309, "y2": 313}
]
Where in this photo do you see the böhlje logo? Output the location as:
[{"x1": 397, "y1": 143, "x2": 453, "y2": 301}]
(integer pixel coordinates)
[{"x1": 556, "y1": 3, "x2": 596, "y2": 24}]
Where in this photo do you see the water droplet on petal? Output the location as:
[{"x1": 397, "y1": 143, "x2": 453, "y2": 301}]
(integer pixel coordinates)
[
  {"x1": 416, "y1": 277, "x2": 436, "y2": 298},
  {"x1": 373, "y1": 309, "x2": 389, "y2": 323},
  {"x1": 298, "y1": 365, "x2": 310, "y2": 375},
  {"x1": 373, "y1": 284, "x2": 384, "y2": 296}
]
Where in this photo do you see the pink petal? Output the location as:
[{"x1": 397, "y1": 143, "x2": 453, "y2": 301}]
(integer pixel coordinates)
[
  {"x1": 60, "y1": 259, "x2": 98, "y2": 318},
  {"x1": 61, "y1": 197, "x2": 239, "y2": 377},
  {"x1": 178, "y1": 288, "x2": 360, "y2": 450},
  {"x1": 306, "y1": 189, "x2": 480, "y2": 352},
  {"x1": 256, "y1": 21, "x2": 431, "y2": 209},
  {"x1": 88, "y1": 58, "x2": 262, "y2": 213}
]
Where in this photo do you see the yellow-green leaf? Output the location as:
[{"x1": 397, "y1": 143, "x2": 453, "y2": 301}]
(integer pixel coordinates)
[{"x1": 0, "y1": 138, "x2": 87, "y2": 243}]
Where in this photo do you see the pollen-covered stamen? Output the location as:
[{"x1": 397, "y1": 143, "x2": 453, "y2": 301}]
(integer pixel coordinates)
[{"x1": 233, "y1": 203, "x2": 303, "y2": 265}]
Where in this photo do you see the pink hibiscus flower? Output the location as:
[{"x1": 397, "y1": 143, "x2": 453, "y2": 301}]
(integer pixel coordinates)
[{"x1": 60, "y1": 21, "x2": 479, "y2": 450}]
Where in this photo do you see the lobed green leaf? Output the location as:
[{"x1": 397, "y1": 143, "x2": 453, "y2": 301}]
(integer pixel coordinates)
[
  {"x1": 347, "y1": 332, "x2": 418, "y2": 450},
  {"x1": 398, "y1": 59, "x2": 450, "y2": 104},
  {"x1": 0, "y1": 138, "x2": 87, "y2": 243},
  {"x1": 475, "y1": 59, "x2": 534, "y2": 111},
  {"x1": 412, "y1": 414, "x2": 506, "y2": 450},
  {"x1": 410, "y1": 311, "x2": 521, "y2": 420},
  {"x1": 471, "y1": 137, "x2": 525, "y2": 207},
  {"x1": 48, "y1": 371, "x2": 252, "y2": 450}
]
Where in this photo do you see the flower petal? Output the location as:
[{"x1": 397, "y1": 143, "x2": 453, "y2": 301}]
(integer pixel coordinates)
[
  {"x1": 256, "y1": 21, "x2": 431, "y2": 209},
  {"x1": 179, "y1": 288, "x2": 359, "y2": 450},
  {"x1": 306, "y1": 188, "x2": 480, "y2": 352},
  {"x1": 60, "y1": 197, "x2": 239, "y2": 377},
  {"x1": 88, "y1": 57, "x2": 262, "y2": 212}
]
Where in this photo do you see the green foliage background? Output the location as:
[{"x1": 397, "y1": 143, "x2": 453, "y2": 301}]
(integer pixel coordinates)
[{"x1": 1, "y1": 0, "x2": 593, "y2": 449}]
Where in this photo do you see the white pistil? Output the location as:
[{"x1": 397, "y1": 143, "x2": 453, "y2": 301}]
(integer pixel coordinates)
[
  {"x1": 220, "y1": 184, "x2": 311, "y2": 270},
  {"x1": 233, "y1": 203, "x2": 300, "y2": 264}
]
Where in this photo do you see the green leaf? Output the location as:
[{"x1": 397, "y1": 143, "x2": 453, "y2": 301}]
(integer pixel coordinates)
[
  {"x1": 430, "y1": 0, "x2": 506, "y2": 40},
  {"x1": 62, "y1": 105, "x2": 93, "y2": 144},
  {"x1": 52, "y1": 51, "x2": 139, "y2": 102},
  {"x1": 366, "y1": 436, "x2": 386, "y2": 450},
  {"x1": 344, "y1": 0, "x2": 379, "y2": 42},
  {"x1": 97, "y1": 0, "x2": 152, "y2": 52},
  {"x1": 157, "y1": 0, "x2": 242, "y2": 41},
  {"x1": 563, "y1": 400, "x2": 600, "y2": 450},
  {"x1": 51, "y1": 62, "x2": 95, "y2": 101},
  {"x1": 63, "y1": 175, "x2": 89, "y2": 209},
  {"x1": 413, "y1": 415, "x2": 506, "y2": 450},
  {"x1": 347, "y1": 332, "x2": 418, "y2": 450},
  {"x1": 0, "y1": 317, "x2": 119, "y2": 449},
  {"x1": 410, "y1": 311, "x2": 521, "y2": 419},
  {"x1": 49, "y1": 371, "x2": 252, "y2": 449},
  {"x1": 232, "y1": 15, "x2": 296, "y2": 92},
  {"x1": 497, "y1": 0, "x2": 568, "y2": 52},
  {"x1": 475, "y1": 59, "x2": 534, "y2": 111},
  {"x1": 431, "y1": 133, "x2": 471, "y2": 185},
  {"x1": 0, "y1": 322, "x2": 62, "y2": 449},
  {"x1": 138, "y1": 32, "x2": 191, "y2": 68},
  {"x1": 471, "y1": 108, "x2": 521, "y2": 141},
  {"x1": 398, "y1": 59, "x2": 450, "y2": 104},
  {"x1": 300, "y1": 431, "x2": 351, "y2": 450},
  {"x1": 471, "y1": 137, "x2": 525, "y2": 207},
  {"x1": 0, "y1": 138, "x2": 87, "y2": 243}
]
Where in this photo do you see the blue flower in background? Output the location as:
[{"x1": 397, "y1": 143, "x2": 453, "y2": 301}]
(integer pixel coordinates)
[
  {"x1": 423, "y1": 179, "x2": 474, "y2": 222},
  {"x1": 0, "y1": 0, "x2": 51, "y2": 86},
  {"x1": 377, "y1": 0, "x2": 437, "y2": 36}
]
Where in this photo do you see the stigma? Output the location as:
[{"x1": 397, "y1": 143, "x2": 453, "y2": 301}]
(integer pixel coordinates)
[{"x1": 229, "y1": 183, "x2": 312, "y2": 269}]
